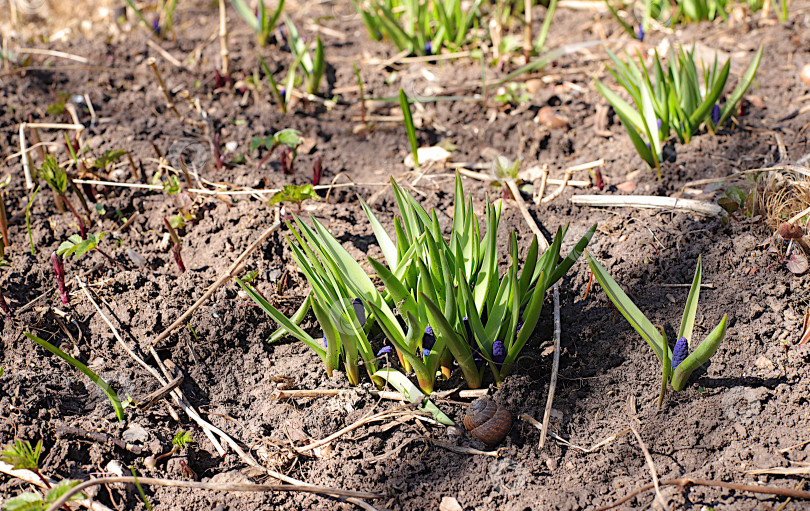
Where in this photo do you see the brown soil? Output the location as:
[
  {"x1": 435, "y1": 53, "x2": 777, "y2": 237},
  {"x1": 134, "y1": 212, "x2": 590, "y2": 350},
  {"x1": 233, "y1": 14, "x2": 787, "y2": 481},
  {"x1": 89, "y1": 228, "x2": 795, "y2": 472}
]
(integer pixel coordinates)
[{"x1": 2, "y1": 1, "x2": 810, "y2": 510}]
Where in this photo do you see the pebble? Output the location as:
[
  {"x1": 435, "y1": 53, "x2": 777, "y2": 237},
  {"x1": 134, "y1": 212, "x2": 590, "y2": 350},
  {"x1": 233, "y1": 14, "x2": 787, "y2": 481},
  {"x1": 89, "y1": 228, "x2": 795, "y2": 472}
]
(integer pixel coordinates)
[{"x1": 801, "y1": 63, "x2": 810, "y2": 86}]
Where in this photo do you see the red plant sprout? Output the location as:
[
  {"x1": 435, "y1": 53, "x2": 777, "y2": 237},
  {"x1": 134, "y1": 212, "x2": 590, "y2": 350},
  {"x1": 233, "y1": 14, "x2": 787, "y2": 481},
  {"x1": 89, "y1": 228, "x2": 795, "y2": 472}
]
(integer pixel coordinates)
[
  {"x1": 51, "y1": 251, "x2": 69, "y2": 305},
  {"x1": 280, "y1": 146, "x2": 294, "y2": 175},
  {"x1": 312, "y1": 156, "x2": 322, "y2": 186}
]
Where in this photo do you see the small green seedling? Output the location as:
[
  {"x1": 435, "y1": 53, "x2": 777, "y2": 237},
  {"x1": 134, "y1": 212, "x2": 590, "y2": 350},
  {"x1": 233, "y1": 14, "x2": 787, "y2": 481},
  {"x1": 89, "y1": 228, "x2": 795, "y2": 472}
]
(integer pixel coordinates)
[
  {"x1": 1, "y1": 440, "x2": 84, "y2": 511},
  {"x1": 231, "y1": 0, "x2": 285, "y2": 47},
  {"x1": 144, "y1": 430, "x2": 193, "y2": 469},
  {"x1": 494, "y1": 83, "x2": 531, "y2": 106},
  {"x1": 399, "y1": 89, "x2": 419, "y2": 168},
  {"x1": 251, "y1": 129, "x2": 302, "y2": 170},
  {"x1": 586, "y1": 254, "x2": 728, "y2": 406},
  {"x1": 57, "y1": 232, "x2": 107, "y2": 260},
  {"x1": 594, "y1": 44, "x2": 763, "y2": 175},
  {"x1": 269, "y1": 184, "x2": 320, "y2": 213},
  {"x1": 91, "y1": 149, "x2": 127, "y2": 171}
]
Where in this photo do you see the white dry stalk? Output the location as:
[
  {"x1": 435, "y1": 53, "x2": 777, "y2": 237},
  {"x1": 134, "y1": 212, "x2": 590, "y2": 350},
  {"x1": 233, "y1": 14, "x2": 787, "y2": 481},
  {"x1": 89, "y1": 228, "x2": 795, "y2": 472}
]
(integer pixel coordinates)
[
  {"x1": 628, "y1": 423, "x2": 667, "y2": 509},
  {"x1": 570, "y1": 195, "x2": 725, "y2": 217},
  {"x1": 218, "y1": 0, "x2": 230, "y2": 76}
]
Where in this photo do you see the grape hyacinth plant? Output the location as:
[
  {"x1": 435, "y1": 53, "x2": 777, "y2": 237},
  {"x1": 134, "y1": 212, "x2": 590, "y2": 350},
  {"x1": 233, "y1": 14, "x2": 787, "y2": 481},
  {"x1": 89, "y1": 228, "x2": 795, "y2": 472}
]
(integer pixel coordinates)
[
  {"x1": 238, "y1": 172, "x2": 595, "y2": 393},
  {"x1": 586, "y1": 254, "x2": 728, "y2": 405},
  {"x1": 594, "y1": 44, "x2": 763, "y2": 175}
]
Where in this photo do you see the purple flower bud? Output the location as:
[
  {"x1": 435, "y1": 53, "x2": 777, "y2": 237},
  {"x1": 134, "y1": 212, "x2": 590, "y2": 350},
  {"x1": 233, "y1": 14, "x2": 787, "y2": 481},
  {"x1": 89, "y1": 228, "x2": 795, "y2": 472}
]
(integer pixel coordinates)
[
  {"x1": 323, "y1": 333, "x2": 328, "y2": 348},
  {"x1": 377, "y1": 345, "x2": 393, "y2": 357},
  {"x1": 422, "y1": 325, "x2": 435, "y2": 356},
  {"x1": 152, "y1": 18, "x2": 161, "y2": 36},
  {"x1": 493, "y1": 340, "x2": 506, "y2": 366},
  {"x1": 352, "y1": 297, "x2": 366, "y2": 326},
  {"x1": 462, "y1": 316, "x2": 472, "y2": 342},
  {"x1": 672, "y1": 336, "x2": 689, "y2": 369},
  {"x1": 711, "y1": 104, "x2": 720, "y2": 125},
  {"x1": 636, "y1": 24, "x2": 644, "y2": 42},
  {"x1": 51, "y1": 251, "x2": 69, "y2": 305},
  {"x1": 657, "y1": 118, "x2": 662, "y2": 130},
  {"x1": 424, "y1": 41, "x2": 432, "y2": 55}
]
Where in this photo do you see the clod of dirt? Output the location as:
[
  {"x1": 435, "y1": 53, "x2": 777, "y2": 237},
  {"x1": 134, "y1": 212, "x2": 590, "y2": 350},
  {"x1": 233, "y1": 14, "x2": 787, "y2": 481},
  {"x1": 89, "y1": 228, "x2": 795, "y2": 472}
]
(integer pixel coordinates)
[{"x1": 536, "y1": 106, "x2": 569, "y2": 130}]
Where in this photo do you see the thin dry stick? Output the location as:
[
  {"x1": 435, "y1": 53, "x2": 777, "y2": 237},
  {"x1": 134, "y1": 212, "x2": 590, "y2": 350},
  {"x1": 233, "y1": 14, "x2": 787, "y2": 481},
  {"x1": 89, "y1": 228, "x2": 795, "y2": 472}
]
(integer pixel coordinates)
[
  {"x1": 218, "y1": 0, "x2": 230, "y2": 76},
  {"x1": 593, "y1": 478, "x2": 810, "y2": 511},
  {"x1": 76, "y1": 277, "x2": 225, "y2": 455},
  {"x1": 15, "y1": 47, "x2": 89, "y2": 63},
  {"x1": 0, "y1": 461, "x2": 114, "y2": 511},
  {"x1": 46, "y1": 476, "x2": 383, "y2": 511},
  {"x1": 151, "y1": 218, "x2": 281, "y2": 348},
  {"x1": 78, "y1": 279, "x2": 374, "y2": 501},
  {"x1": 535, "y1": 164, "x2": 550, "y2": 202},
  {"x1": 146, "y1": 40, "x2": 185, "y2": 68},
  {"x1": 524, "y1": 0, "x2": 533, "y2": 60},
  {"x1": 146, "y1": 57, "x2": 181, "y2": 119},
  {"x1": 628, "y1": 423, "x2": 666, "y2": 508},
  {"x1": 504, "y1": 178, "x2": 560, "y2": 451},
  {"x1": 539, "y1": 284, "x2": 561, "y2": 449},
  {"x1": 296, "y1": 406, "x2": 424, "y2": 453},
  {"x1": 570, "y1": 195, "x2": 725, "y2": 217}
]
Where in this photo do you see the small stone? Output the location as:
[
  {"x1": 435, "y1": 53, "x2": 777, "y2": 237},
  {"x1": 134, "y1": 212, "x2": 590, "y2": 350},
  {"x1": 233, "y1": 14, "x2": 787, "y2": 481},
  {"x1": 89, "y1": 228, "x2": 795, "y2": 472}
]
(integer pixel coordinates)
[
  {"x1": 801, "y1": 63, "x2": 810, "y2": 86},
  {"x1": 439, "y1": 496, "x2": 463, "y2": 511},
  {"x1": 545, "y1": 457, "x2": 558, "y2": 471},
  {"x1": 616, "y1": 181, "x2": 636, "y2": 193},
  {"x1": 755, "y1": 356, "x2": 775, "y2": 371}
]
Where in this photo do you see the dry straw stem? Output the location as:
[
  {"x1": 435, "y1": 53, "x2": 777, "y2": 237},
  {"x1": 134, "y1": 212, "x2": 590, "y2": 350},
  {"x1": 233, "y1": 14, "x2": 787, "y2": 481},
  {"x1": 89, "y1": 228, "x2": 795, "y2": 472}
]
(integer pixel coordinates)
[
  {"x1": 218, "y1": 0, "x2": 230, "y2": 76},
  {"x1": 146, "y1": 40, "x2": 185, "y2": 69},
  {"x1": 628, "y1": 423, "x2": 666, "y2": 509},
  {"x1": 78, "y1": 278, "x2": 377, "y2": 501},
  {"x1": 146, "y1": 57, "x2": 181, "y2": 119},
  {"x1": 540, "y1": 159, "x2": 604, "y2": 204},
  {"x1": 456, "y1": 167, "x2": 591, "y2": 188},
  {"x1": 570, "y1": 195, "x2": 725, "y2": 217},
  {"x1": 45, "y1": 476, "x2": 383, "y2": 511},
  {"x1": 594, "y1": 478, "x2": 810, "y2": 511},
  {"x1": 18, "y1": 122, "x2": 84, "y2": 189},
  {"x1": 0, "y1": 461, "x2": 114, "y2": 511}
]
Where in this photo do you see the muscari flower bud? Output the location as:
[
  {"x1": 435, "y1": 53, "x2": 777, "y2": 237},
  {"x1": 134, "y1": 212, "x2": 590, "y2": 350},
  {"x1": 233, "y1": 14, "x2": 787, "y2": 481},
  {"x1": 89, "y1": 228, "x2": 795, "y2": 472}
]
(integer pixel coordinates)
[
  {"x1": 636, "y1": 24, "x2": 644, "y2": 42},
  {"x1": 423, "y1": 325, "x2": 435, "y2": 357},
  {"x1": 671, "y1": 336, "x2": 689, "y2": 369},
  {"x1": 377, "y1": 345, "x2": 393, "y2": 357},
  {"x1": 711, "y1": 104, "x2": 721, "y2": 125},
  {"x1": 424, "y1": 41, "x2": 432, "y2": 55},
  {"x1": 324, "y1": 298, "x2": 366, "y2": 348},
  {"x1": 492, "y1": 340, "x2": 506, "y2": 367}
]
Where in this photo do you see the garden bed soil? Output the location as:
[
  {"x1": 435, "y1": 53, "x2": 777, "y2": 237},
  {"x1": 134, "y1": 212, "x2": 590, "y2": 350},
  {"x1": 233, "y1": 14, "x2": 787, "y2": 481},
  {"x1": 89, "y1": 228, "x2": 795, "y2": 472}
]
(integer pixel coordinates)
[{"x1": 2, "y1": 2, "x2": 810, "y2": 510}]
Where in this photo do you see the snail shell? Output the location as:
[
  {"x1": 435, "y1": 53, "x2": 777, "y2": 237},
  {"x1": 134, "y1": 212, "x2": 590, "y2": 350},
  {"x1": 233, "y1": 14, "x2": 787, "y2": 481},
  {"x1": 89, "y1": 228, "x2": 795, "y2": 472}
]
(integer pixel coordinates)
[{"x1": 463, "y1": 398, "x2": 512, "y2": 446}]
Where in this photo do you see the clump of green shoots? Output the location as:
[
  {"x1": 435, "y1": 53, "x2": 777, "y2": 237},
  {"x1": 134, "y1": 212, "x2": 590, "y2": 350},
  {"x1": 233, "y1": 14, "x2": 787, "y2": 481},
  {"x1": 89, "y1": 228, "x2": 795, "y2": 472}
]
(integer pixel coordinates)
[
  {"x1": 144, "y1": 430, "x2": 193, "y2": 469},
  {"x1": 594, "y1": 44, "x2": 763, "y2": 176},
  {"x1": 285, "y1": 18, "x2": 326, "y2": 96},
  {"x1": 231, "y1": 0, "x2": 285, "y2": 47},
  {"x1": 355, "y1": 0, "x2": 483, "y2": 56},
  {"x1": 586, "y1": 254, "x2": 728, "y2": 405},
  {"x1": 1, "y1": 439, "x2": 84, "y2": 511},
  {"x1": 124, "y1": 0, "x2": 178, "y2": 40},
  {"x1": 238, "y1": 173, "x2": 595, "y2": 394}
]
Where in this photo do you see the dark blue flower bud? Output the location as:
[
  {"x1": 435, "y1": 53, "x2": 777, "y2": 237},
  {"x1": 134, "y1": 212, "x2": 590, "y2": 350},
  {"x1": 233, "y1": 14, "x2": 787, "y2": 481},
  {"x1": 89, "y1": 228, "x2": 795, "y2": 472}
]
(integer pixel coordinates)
[
  {"x1": 711, "y1": 104, "x2": 720, "y2": 125},
  {"x1": 425, "y1": 41, "x2": 432, "y2": 55},
  {"x1": 152, "y1": 18, "x2": 161, "y2": 36},
  {"x1": 657, "y1": 118, "x2": 662, "y2": 130},
  {"x1": 422, "y1": 325, "x2": 435, "y2": 357},
  {"x1": 352, "y1": 297, "x2": 366, "y2": 326},
  {"x1": 636, "y1": 24, "x2": 644, "y2": 42},
  {"x1": 323, "y1": 333, "x2": 328, "y2": 348},
  {"x1": 462, "y1": 317, "x2": 473, "y2": 341},
  {"x1": 493, "y1": 340, "x2": 506, "y2": 367},
  {"x1": 377, "y1": 345, "x2": 393, "y2": 357},
  {"x1": 672, "y1": 336, "x2": 688, "y2": 369}
]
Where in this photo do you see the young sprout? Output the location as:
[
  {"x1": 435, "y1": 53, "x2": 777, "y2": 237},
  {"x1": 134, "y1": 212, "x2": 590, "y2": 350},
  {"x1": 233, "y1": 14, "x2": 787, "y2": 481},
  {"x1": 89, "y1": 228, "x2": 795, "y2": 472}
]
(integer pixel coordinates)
[
  {"x1": 268, "y1": 184, "x2": 320, "y2": 215},
  {"x1": 586, "y1": 254, "x2": 728, "y2": 405},
  {"x1": 144, "y1": 430, "x2": 193, "y2": 469},
  {"x1": 279, "y1": 146, "x2": 294, "y2": 175},
  {"x1": 38, "y1": 155, "x2": 87, "y2": 239},
  {"x1": 1, "y1": 440, "x2": 47, "y2": 486},
  {"x1": 284, "y1": 18, "x2": 326, "y2": 95},
  {"x1": 230, "y1": 0, "x2": 285, "y2": 47},
  {"x1": 252, "y1": 129, "x2": 302, "y2": 171},
  {"x1": 51, "y1": 251, "x2": 69, "y2": 305},
  {"x1": 312, "y1": 156, "x2": 322, "y2": 186},
  {"x1": 163, "y1": 217, "x2": 186, "y2": 274}
]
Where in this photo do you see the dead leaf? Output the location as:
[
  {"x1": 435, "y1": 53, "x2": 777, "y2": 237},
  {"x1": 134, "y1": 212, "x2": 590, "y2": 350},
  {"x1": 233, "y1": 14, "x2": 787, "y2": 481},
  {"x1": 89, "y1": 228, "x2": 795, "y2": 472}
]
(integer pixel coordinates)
[
  {"x1": 754, "y1": 356, "x2": 775, "y2": 371},
  {"x1": 787, "y1": 252, "x2": 808, "y2": 274}
]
